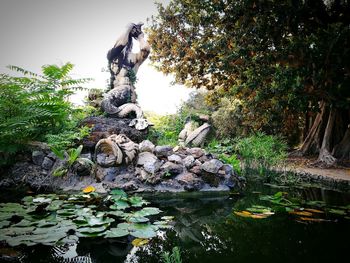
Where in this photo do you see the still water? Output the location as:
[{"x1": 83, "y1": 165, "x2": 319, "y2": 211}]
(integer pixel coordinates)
[{"x1": 1, "y1": 183, "x2": 350, "y2": 263}]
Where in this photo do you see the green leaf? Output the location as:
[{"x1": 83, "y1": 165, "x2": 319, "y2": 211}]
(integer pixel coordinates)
[
  {"x1": 110, "y1": 189, "x2": 127, "y2": 198},
  {"x1": 110, "y1": 200, "x2": 130, "y2": 210},
  {"x1": 104, "y1": 227, "x2": 129, "y2": 238}
]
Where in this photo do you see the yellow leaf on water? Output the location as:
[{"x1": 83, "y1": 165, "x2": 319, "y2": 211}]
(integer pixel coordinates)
[
  {"x1": 234, "y1": 211, "x2": 252, "y2": 218},
  {"x1": 241, "y1": 211, "x2": 252, "y2": 215},
  {"x1": 250, "y1": 214, "x2": 269, "y2": 219},
  {"x1": 83, "y1": 185, "x2": 95, "y2": 193},
  {"x1": 304, "y1": 208, "x2": 324, "y2": 214},
  {"x1": 289, "y1": 210, "x2": 313, "y2": 217},
  {"x1": 132, "y1": 238, "x2": 149, "y2": 247}
]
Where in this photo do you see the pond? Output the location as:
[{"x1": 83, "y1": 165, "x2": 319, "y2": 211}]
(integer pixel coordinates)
[{"x1": 0, "y1": 182, "x2": 349, "y2": 263}]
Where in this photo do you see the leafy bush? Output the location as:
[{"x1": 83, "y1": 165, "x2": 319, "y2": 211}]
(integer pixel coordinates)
[
  {"x1": 146, "y1": 113, "x2": 184, "y2": 146},
  {"x1": 211, "y1": 98, "x2": 249, "y2": 139},
  {"x1": 234, "y1": 132, "x2": 287, "y2": 176},
  {"x1": 219, "y1": 153, "x2": 242, "y2": 175},
  {"x1": 0, "y1": 63, "x2": 91, "y2": 165}
]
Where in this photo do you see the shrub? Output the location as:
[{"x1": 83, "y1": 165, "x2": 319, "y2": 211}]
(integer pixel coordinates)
[
  {"x1": 234, "y1": 132, "x2": 287, "y2": 176},
  {"x1": 146, "y1": 113, "x2": 184, "y2": 146},
  {"x1": 0, "y1": 63, "x2": 91, "y2": 165},
  {"x1": 211, "y1": 97, "x2": 249, "y2": 139}
]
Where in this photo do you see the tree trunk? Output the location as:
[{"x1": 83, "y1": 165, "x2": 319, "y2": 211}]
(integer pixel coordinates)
[
  {"x1": 315, "y1": 106, "x2": 337, "y2": 166},
  {"x1": 333, "y1": 125, "x2": 350, "y2": 162},
  {"x1": 299, "y1": 101, "x2": 327, "y2": 155}
]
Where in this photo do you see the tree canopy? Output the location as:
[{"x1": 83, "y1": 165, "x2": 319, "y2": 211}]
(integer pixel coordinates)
[{"x1": 148, "y1": 0, "x2": 350, "y2": 165}]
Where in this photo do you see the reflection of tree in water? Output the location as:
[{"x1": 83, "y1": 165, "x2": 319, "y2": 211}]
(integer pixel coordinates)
[{"x1": 131, "y1": 194, "x2": 235, "y2": 262}]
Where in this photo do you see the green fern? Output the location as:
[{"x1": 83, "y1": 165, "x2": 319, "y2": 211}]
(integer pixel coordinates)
[{"x1": 0, "y1": 62, "x2": 91, "y2": 165}]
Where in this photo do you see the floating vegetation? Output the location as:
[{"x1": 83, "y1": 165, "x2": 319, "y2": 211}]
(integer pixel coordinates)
[
  {"x1": 0, "y1": 189, "x2": 173, "y2": 247},
  {"x1": 234, "y1": 205, "x2": 274, "y2": 219},
  {"x1": 233, "y1": 191, "x2": 350, "y2": 223}
]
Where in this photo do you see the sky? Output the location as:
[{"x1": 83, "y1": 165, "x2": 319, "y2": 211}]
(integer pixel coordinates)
[{"x1": 0, "y1": 0, "x2": 193, "y2": 114}]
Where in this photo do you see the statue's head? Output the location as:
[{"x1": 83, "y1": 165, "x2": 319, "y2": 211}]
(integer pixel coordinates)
[
  {"x1": 129, "y1": 118, "x2": 153, "y2": 130},
  {"x1": 130, "y1": 22, "x2": 144, "y2": 38}
]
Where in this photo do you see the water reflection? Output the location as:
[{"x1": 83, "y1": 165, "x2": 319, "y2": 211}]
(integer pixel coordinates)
[{"x1": 3, "y1": 186, "x2": 350, "y2": 263}]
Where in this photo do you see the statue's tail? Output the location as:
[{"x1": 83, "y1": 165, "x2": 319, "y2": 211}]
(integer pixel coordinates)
[{"x1": 101, "y1": 98, "x2": 120, "y2": 115}]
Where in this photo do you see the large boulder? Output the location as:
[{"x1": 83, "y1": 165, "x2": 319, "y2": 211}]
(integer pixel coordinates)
[
  {"x1": 175, "y1": 172, "x2": 204, "y2": 191},
  {"x1": 81, "y1": 116, "x2": 148, "y2": 149},
  {"x1": 161, "y1": 161, "x2": 183, "y2": 176},
  {"x1": 139, "y1": 140, "x2": 155, "y2": 153},
  {"x1": 154, "y1": 145, "x2": 173, "y2": 158},
  {"x1": 186, "y1": 147, "x2": 205, "y2": 159},
  {"x1": 167, "y1": 154, "x2": 183, "y2": 164},
  {"x1": 137, "y1": 152, "x2": 162, "y2": 174},
  {"x1": 201, "y1": 159, "x2": 224, "y2": 174}
]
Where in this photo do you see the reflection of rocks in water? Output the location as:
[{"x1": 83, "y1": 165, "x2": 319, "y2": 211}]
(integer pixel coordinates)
[{"x1": 76, "y1": 238, "x2": 132, "y2": 262}]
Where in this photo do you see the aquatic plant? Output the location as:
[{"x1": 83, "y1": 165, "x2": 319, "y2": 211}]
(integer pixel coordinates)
[
  {"x1": 0, "y1": 189, "x2": 172, "y2": 247},
  {"x1": 233, "y1": 191, "x2": 350, "y2": 223},
  {"x1": 161, "y1": 246, "x2": 182, "y2": 263}
]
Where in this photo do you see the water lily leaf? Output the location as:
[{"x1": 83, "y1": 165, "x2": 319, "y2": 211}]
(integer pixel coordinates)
[
  {"x1": 83, "y1": 185, "x2": 96, "y2": 193},
  {"x1": 110, "y1": 200, "x2": 129, "y2": 210},
  {"x1": 1, "y1": 226, "x2": 35, "y2": 236},
  {"x1": 33, "y1": 197, "x2": 52, "y2": 204},
  {"x1": 105, "y1": 227, "x2": 129, "y2": 238},
  {"x1": 132, "y1": 238, "x2": 149, "y2": 247},
  {"x1": 22, "y1": 196, "x2": 34, "y2": 204},
  {"x1": 46, "y1": 200, "x2": 64, "y2": 211},
  {"x1": 110, "y1": 189, "x2": 127, "y2": 198},
  {"x1": 129, "y1": 224, "x2": 158, "y2": 239},
  {"x1": 0, "y1": 221, "x2": 10, "y2": 228},
  {"x1": 86, "y1": 216, "x2": 114, "y2": 226},
  {"x1": 107, "y1": 210, "x2": 127, "y2": 218},
  {"x1": 136, "y1": 207, "x2": 162, "y2": 217},
  {"x1": 328, "y1": 208, "x2": 346, "y2": 215},
  {"x1": 128, "y1": 196, "x2": 149, "y2": 207},
  {"x1": 57, "y1": 209, "x2": 77, "y2": 218},
  {"x1": 78, "y1": 225, "x2": 108, "y2": 233},
  {"x1": 0, "y1": 203, "x2": 26, "y2": 213},
  {"x1": 76, "y1": 231, "x2": 106, "y2": 237},
  {"x1": 13, "y1": 220, "x2": 37, "y2": 227},
  {"x1": 128, "y1": 216, "x2": 149, "y2": 223}
]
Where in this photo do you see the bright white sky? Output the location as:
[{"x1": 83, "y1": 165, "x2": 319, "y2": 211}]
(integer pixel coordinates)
[{"x1": 0, "y1": 0, "x2": 193, "y2": 114}]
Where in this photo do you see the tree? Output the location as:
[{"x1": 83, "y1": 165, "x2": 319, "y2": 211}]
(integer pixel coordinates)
[{"x1": 147, "y1": 0, "x2": 350, "y2": 166}]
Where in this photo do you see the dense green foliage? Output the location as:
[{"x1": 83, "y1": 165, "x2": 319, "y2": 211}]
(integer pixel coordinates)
[
  {"x1": 148, "y1": 0, "x2": 350, "y2": 163},
  {"x1": 234, "y1": 133, "x2": 288, "y2": 175},
  {"x1": 0, "y1": 63, "x2": 91, "y2": 165}
]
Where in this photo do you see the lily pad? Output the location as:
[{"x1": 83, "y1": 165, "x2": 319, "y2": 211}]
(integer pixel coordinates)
[
  {"x1": 136, "y1": 207, "x2": 162, "y2": 217},
  {"x1": 110, "y1": 189, "x2": 127, "y2": 198},
  {"x1": 128, "y1": 196, "x2": 149, "y2": 207},
  {"x1": 104, "y1": 227, "x2": 129, "y2": 238},
  {"x1": 110, "y1": 200, "x2": 130, "y2": 210},
  {"x1": 86, "y1": 216, "x2": 114, "y2": 226},
  {"x1": 129, "y1": 223, "x2": 158, "y2": 239}
]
